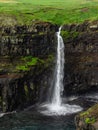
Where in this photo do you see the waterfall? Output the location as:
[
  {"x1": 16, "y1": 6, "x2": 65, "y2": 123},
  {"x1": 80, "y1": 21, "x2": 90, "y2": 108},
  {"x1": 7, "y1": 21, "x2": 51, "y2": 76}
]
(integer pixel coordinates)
[
  {"x1": 39, "y1": 26, "x2": 82, "y2": 116},
  {"x1": 51, "y1": 26, "x2": 64, "y2": 106}
]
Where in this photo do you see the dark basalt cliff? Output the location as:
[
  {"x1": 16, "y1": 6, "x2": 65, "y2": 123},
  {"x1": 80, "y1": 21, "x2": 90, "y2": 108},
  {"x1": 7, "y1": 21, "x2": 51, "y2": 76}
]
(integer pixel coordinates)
[
  {"x1": 0, "y1": 22, "x2": 58, "y2": 112},
  {"x1": 0, "y1": 22, "x2": 57, "y2": 57},
  {"x1": 62, "y1": 21, "x2": 98, "y2": 130},
  {"x1": 1, "y1": 20, "x2": 98, "y2": 115},
  {"x1": 62, "y1": 21, "x2": 98, "y2": 95}
]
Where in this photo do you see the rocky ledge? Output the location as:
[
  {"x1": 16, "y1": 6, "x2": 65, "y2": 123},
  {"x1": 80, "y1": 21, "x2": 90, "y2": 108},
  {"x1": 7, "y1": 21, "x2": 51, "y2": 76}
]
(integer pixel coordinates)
[{"x1": 75, "y1": 103, "x2": 98, "y2": 130}]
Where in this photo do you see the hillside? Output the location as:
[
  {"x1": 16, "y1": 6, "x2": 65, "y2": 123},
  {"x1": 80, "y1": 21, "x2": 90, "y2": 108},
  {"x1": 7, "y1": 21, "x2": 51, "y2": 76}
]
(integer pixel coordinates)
[{"x1": 0, "y1": 0, "x2": 98, "y2": 25}]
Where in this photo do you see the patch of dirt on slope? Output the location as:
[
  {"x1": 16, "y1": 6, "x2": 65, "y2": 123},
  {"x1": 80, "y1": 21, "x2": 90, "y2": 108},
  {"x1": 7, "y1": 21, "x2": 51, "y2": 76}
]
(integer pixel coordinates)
[{"x1": 0, "y1": 0, "x2": 17, "y2": 3}]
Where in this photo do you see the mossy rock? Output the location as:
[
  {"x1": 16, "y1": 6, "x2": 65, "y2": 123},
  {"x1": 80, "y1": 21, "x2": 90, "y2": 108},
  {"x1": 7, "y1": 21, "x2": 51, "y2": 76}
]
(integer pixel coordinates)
[
  {"x1": 75, "y1": 104, "x2": 98, "y2": 130},
  {"x1": 85, "y1": 117, "x2": 96, "y2": 124},
  {"x1": 0, "y1": 55, "x2": 54, "y2": 74},
  {"x1": 79, "y1": 104, "x2": 98, "y2": 125},
  {"x1": 61, "y1": 30, "x2": 79, "y2": 41}
]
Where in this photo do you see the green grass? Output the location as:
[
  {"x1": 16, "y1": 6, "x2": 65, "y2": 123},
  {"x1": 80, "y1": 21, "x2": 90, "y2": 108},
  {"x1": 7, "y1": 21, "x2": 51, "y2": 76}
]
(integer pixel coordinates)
[{"x1": 0, "y1": 0, "x2": 98, "y2": 25}]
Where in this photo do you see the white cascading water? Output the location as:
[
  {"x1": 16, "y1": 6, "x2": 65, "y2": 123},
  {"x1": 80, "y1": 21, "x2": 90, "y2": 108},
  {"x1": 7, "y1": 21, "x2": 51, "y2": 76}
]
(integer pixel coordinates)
[
  {"x1": 40, "y1": 27, "x2": 82, "y2": 116},
  {"x1": 51, "y1": 26, "x2": 64, "y2": 106}
]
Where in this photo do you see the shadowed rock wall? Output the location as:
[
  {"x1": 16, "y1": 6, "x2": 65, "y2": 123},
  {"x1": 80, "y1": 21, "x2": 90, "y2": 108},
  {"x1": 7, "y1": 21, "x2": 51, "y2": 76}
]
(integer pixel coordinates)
[{"x1": 62, "y1": 21, "x2": 98, "y2": 95}]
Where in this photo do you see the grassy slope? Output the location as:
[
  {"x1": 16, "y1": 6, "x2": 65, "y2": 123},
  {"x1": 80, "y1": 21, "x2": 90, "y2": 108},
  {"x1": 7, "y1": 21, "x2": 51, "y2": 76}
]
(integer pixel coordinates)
[{"x1": 0, "y1": 0, "x2": 98, "y2": 25}]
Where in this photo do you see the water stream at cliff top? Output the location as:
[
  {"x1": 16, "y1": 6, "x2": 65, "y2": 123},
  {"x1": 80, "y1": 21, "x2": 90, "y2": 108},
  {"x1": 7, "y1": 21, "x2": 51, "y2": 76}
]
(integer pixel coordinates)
[{"x1": 39, "y1": 27, "x2": 82, "y2": 116}]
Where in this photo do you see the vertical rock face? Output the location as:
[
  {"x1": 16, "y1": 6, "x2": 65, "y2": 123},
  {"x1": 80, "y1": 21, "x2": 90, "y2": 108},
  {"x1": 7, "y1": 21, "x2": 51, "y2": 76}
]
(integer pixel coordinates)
[
  {"x1": 0, "y1": 22, "x2": 57, "y2": 57},
  {"x1": 0, "y1": 22, "x2": 58, "y2": 112},
  {"x1": 62, "y1": 21, "x2": 98, "y2": 95}
]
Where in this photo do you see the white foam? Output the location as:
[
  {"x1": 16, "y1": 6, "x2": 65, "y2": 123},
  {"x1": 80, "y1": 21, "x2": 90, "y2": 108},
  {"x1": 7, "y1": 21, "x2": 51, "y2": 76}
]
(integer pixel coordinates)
[
  {"x1": 0, "y1": 113, "x2": 5, "y2": 117},
  {"x1": 86, "y1": 92, "x2": 98, "y2": 100},
  {"x1": 40, "y1": 103, "x2": 82, "y2": 116},
  {"x1": 66, "y1": 96, "x2": 78, "y2": 101},
  {"x1": 0, "y1": 111, "x2": 16, "y2": 118}
]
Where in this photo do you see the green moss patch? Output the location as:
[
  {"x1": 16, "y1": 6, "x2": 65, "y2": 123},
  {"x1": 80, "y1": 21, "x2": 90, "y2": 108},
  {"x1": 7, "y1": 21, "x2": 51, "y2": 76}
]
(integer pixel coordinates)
[
  {"x1": 16, "y1": 65, "x2": 29, "y2": 71},
  {"x1": 85, "y1": 117, "x2": 96, "y2": 124},
  {"x1": 61, "y1": 30, "x2": 79, "y2": 41},
  {"x1": 0, "y1": 55, "x2": 54, "y2": 74},
  {"x1": 79, "y1": 104, "x2": 98, "y2": 125},
  {"x1": 80, "y1": 111, "x2": 89, "y2": 116},
  {"x1": 16, "y1": 57, "x2": 42, "y2": 71}
]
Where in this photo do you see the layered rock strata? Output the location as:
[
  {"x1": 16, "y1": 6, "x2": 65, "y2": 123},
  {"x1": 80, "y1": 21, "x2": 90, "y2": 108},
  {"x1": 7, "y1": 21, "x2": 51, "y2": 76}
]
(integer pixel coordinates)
[{"x1": 0, "y1": 22, "x2": 57, "y2": 112}]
